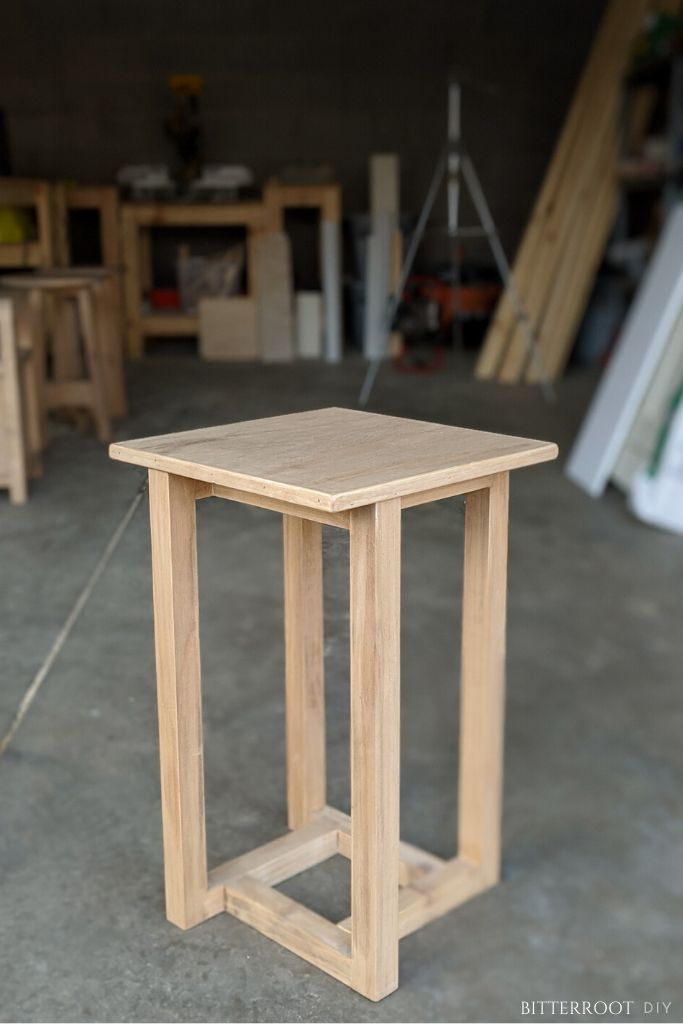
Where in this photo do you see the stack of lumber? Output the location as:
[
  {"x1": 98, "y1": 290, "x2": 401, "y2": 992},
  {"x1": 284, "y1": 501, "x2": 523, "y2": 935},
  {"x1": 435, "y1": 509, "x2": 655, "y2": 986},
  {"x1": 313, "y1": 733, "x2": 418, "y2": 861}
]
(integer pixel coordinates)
[{"x1": 475, "y1": 0, "x2": 656, "y2": 385}]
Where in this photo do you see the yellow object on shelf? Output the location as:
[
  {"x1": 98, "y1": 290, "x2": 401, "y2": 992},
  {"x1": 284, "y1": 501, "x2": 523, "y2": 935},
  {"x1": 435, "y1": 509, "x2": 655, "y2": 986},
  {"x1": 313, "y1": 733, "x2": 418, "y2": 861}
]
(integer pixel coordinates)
[{"x1": 0, "y1": 206, "x2": 34, "y2": 244}]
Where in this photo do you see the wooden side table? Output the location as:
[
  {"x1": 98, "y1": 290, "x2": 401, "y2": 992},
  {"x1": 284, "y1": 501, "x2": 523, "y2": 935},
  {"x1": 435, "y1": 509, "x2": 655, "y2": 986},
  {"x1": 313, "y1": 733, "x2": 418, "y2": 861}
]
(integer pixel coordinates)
[{"x1": 110, "y1": 408, "x2": 557, "y2": 1001}]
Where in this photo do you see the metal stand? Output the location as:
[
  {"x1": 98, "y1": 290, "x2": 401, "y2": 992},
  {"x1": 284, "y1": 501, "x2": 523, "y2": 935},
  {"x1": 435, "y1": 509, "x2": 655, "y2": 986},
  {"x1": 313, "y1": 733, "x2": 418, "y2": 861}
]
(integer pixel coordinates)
[{"x1": 359, "y1": 83, "x2": 555, "y2": 406}]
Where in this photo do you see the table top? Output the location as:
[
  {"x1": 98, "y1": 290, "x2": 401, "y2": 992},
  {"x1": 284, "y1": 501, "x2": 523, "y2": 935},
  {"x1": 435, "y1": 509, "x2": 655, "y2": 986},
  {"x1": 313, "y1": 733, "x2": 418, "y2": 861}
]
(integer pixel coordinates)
[
  {"x1": 0, "y1": 269, "x2": 111, "y2": 289},
  {"x1": 110, "y1": 408, "x2": 558, "y2": 512}
]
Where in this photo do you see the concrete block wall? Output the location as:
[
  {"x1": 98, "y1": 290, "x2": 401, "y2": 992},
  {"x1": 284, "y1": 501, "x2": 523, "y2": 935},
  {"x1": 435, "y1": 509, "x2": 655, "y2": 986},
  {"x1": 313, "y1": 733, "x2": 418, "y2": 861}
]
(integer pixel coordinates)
[{"x1": 0, "y1": 0, "x2": 605, "y2": 258}]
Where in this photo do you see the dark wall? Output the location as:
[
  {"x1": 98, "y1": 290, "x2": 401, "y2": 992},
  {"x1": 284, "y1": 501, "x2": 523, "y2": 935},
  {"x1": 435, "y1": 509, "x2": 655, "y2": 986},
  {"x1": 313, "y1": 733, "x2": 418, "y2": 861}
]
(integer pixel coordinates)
[{"x1": 1, "y1": 0, "x2": 605, "y2": 258}]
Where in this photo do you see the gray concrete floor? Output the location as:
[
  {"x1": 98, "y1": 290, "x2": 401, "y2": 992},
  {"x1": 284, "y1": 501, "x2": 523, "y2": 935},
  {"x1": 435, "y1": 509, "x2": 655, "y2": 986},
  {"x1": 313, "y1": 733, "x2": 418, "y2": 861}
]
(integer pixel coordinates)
[{"x1": 1, "y1": 352, "x2": 681, "y2": 1023}]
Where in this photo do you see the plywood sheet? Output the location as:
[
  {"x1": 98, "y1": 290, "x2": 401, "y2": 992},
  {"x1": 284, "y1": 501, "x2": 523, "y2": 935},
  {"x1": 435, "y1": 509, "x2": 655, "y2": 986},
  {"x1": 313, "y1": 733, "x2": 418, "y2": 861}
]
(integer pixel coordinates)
[
  {"x1": 254, "y1": 232, "x2": 294, "y2": 363},
  {"x1": 566, "y1": 206, "x2": 683, "y2": 496},
  {"x1": 198, "y1": 297, "x2": 258, "y2": 361}
]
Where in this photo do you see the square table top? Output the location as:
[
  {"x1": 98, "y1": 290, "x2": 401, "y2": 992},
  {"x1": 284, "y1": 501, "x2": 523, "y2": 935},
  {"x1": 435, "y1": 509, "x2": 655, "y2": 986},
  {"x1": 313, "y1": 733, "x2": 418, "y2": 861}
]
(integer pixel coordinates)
[{"x1": 110, "y1": 407, "x2": 558, "y2": 512}]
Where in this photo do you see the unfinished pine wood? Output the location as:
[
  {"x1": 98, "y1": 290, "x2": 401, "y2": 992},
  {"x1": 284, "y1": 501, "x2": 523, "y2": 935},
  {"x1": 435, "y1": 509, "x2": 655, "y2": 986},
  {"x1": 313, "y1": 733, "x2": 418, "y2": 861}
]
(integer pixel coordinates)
[
  {"x1": 327, "y1": 806, "x2": 445, "y2": 886},
  {"x1": 475, "y1": 0, "x2": 649, "y2": 382},
  {"x1": 113, "y1": 413, "x2": 557, "y2": 1001},
  {"x1": 253, "y1": 231, "x2": 295, "y2": 362},
  {"x1": 51, "y1": 293, "x2": 82, "y2": 382},
  {"x1": 120, "y1": 201, "x2": 265, "y2": 358},
  {"x1": 74, "y1": 286, "x2": 111, "y2": 443},
  {"x1": 24, "y1": 268, "x2": 125, "y2": 420},
  {"x1": 148, "y1": 470, "x2": 216, "y2": 930},
  {"x1": 92, "y1": 275, "x2": 127, "y2": 418},
  {"x1": 283, "y1": 516, "x2": 326, "y2": 828},
  {"x1": 110, "y1": 408, "x2": 557, "y2": 512},
  {"x1": 0, "y1": 298, "x2": 28, "y2": 503},
  {"x1": 13, "y1": 294, "x2": 45, "y2": 470},
  {"x1": 458, "y1": 474, "x2": 509, "y2": 882},
  {"x1": 526, "y1": 155, "x2": 617, "y2": 383},
  {"x1": 210, "y1": 482, "x2": 350, "y2": 529},
  {"x1": 350, "y1": 498, "x2": 401, "y2": 1000},
  {"x1": 198, "y1": 297, "x2": 258, "y2": 361},
  {"x1": 223, "y1": 876, "x2": 352, "y2": 985},
  {"x1": 336, "y1": 856, "x2": 488, "y2": 940},
  {"x1": 2, "y1": 275, "x2": 113, "y2": 442},
  {"x1": 496, "y1": 3, "x2": 636, "y2": 383},
  {"x1": 473, "y1": 5, "x2": 616, "y2": 377},
  {"x1": 208, "y1": 815, "x2": 339, "y2": 890},
  {"x1": 263, "y1": 180, "x2": 341, "y2": 232}
]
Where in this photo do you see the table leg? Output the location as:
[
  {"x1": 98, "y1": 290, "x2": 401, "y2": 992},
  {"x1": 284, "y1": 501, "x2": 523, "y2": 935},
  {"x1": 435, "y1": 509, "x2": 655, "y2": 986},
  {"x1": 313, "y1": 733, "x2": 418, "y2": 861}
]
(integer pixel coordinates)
[
  {"x1": 349, "y1": 498, "x2": 401, "y2": 1000},
  {"x1": 148, "y1": 470, "x2": 213, "y2": 929},
  {"x1": 458, "y1": 472, "x2": 510, "y2": 884},
  {"x1": 283, "y1": 515, "x2": 326, "y2": 829}
]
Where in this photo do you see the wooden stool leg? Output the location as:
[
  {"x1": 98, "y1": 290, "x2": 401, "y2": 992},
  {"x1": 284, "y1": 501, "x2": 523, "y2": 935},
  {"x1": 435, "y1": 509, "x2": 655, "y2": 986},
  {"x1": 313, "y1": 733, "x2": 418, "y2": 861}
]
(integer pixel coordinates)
[
  {"x1": 283, "y1": 515, "x2": 326, "y2": 829},
  {"x1": 94, "y1": 278, "x2": 127, "y2": 418},
  {"x1": 52, "y1": 294, "x2": 83, "y2": 381},
  {"x1": 26, "y1": 290, "x2": 48, "y2": 448},
  {"x1": 76, "y1": 287, "x2": 111, "y2": 443},
  {"x1": 458, "y1": 472, "x2": 510, "y2": 885},
  {"x1": 14, "y1": 298, "x2": 45, "y2": 470},
  {"x1": 349, "y1": 498, "x2": 401, "y2": 1001},
  {"x1": 0, "y1": 301, "x2": 28, "y2": 504},
  {"x1": 148, "y1": 470, "x2": 215, "y2": 929}
]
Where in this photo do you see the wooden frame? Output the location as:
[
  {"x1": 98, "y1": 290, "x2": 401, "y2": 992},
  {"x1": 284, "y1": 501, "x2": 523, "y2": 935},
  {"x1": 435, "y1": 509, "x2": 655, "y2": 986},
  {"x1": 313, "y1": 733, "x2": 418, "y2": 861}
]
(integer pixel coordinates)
[
  {"x1": 144, "y1": 466, "x2": 511, "y2": 1000},
  {"x1": 263, "y1": 181, "x2": 341, "y2": 232},
  {"x1": 263, "y1": 179, "x2": 343, "y2": 362},
  {"x1": 52, "y1": 184, "x2": 121, "y2": 269},
  {"x1": 120, "y1": 201, "x2": 265, "y2": 359},
  {"x1": 0, "y1": 178, "x2": 54, "y2": 268}
]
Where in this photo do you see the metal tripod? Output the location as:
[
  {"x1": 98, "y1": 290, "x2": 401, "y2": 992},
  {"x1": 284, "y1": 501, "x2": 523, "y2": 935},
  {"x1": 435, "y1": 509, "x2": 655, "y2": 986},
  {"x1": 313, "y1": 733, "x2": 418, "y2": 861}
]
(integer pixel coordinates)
[{"x1": 358, "y1": 83, "x2": 554, "y2": 406}]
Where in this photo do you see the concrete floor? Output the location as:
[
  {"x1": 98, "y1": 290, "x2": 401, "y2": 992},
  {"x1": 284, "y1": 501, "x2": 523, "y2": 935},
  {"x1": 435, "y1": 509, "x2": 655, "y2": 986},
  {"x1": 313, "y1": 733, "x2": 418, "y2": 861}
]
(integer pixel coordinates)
[{"x1": 1, "y1": 352, "x2": 681, "y2": 1023}]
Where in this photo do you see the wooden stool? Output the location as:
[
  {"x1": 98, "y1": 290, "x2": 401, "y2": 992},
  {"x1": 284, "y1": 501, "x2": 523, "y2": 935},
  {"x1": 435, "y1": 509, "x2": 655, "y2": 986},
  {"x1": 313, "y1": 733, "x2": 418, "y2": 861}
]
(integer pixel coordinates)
[
  {"x1": 38, "y1": 266, "x2": 127, "y2": 419},
  {"x1": 110, "y1": 408, "x2": 557, "y2": 1001},
  {"x1": 1, "y1": 271, "x2": 114, "y2": 442},
  {"x1": 0, "y1": 294, "x2": 43, "y2": 503}
]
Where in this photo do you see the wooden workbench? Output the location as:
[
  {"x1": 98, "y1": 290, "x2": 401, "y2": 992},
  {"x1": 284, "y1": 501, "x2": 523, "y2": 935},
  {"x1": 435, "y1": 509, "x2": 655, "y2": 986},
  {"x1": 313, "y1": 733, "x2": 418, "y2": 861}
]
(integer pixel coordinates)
[{"x1": 120, "y1": 201, "x2": 266, "y2": 359}]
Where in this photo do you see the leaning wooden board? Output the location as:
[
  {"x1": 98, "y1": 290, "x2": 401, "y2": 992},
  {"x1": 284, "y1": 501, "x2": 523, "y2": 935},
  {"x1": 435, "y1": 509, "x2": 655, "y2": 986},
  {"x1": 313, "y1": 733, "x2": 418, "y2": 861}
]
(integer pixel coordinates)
[
  {"x1": 475, "y1": 0, "x2": 659, "y2": 384},
  {"x1": 474, "y1": 0, "x2": 635, "y2": 379},
  {"x1": 253, "y1": 231, "x2": 295, "y2": 362},
  {"x1": 496, "y1": 0, "x2": 644, "y2": 383},
  {"x1": 566, "y1": 206, "x2": 683, "y2": 497},
  {"x1": 612, "y1": 306, "x2": 683, "y2": 491},
  {"x1": 198, "y1": 297, "x2": 258, "y2": 361}
]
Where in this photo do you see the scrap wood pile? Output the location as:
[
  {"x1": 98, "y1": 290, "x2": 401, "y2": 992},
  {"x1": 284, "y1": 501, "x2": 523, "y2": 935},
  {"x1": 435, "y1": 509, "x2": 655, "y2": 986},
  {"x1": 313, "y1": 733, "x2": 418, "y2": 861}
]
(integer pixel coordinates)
[{"x1": 475, "y1": 0, "x2": 675, "y2": 386}]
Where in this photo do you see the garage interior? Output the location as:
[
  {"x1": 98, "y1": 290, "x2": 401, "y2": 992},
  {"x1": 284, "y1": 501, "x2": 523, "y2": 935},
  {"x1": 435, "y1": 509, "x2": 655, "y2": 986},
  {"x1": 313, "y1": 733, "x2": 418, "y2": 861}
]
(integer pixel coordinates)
[{"x1": 0, "y1": 2, "x2": 682, "y2": 1023}]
